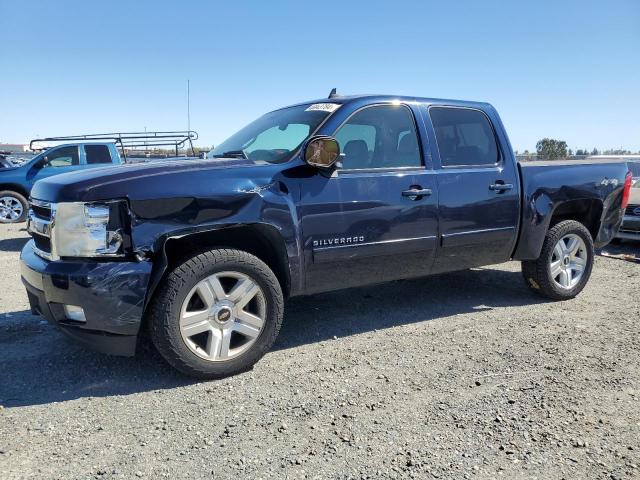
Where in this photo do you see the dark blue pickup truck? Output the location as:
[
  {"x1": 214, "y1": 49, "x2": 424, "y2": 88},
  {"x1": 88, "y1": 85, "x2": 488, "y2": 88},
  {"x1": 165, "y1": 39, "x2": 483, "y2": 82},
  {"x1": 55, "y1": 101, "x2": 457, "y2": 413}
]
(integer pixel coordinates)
[{"x1": 20, "y1": 94, "x2": 633, "y2": 379}]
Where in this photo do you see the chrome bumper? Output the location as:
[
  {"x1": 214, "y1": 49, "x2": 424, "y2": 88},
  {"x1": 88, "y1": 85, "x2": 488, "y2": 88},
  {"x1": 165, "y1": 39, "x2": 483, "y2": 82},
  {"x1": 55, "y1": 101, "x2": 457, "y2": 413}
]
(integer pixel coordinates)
[{"x1": 616, "y1": 214, "x2": 640, "y2": 240}]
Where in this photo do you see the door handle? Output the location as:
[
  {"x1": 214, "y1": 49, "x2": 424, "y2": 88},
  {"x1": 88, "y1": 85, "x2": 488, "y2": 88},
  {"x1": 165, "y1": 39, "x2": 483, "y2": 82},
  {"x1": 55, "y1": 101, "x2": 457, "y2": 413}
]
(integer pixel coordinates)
[
  {"x1": 489, "y1": 183, "x2": 514, "y2": 193},
  {"x1": 402, "y1": 187, "x2": 432, "y2": 200}
]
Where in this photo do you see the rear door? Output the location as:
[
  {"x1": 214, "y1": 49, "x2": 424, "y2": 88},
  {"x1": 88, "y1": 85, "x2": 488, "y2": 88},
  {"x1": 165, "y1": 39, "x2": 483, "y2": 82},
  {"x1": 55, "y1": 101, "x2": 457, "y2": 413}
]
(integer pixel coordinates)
[
  {"x1": 299, "y1": 103, "x2": 439, "y2": 294},
  {"x1": 424, "y1": 105, "x2": 520, "y2": 273}
]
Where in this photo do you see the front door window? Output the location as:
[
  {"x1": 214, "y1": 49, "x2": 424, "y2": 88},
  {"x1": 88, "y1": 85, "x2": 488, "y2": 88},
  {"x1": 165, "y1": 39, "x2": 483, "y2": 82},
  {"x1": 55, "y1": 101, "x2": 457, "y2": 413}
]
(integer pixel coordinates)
[
  {"x1": 335, "y1": 104, "x2": 422, "y2": 170},
  {"x1": 43, "y1": 146, "x2": 80, "y2": 168}
]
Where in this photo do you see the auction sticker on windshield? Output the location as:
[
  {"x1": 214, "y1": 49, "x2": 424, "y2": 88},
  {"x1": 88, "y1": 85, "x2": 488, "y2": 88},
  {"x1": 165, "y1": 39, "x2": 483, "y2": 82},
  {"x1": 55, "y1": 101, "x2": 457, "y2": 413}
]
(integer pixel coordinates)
[{"x1": 305, "y1": 103, "x2": 341, "y2": 112}]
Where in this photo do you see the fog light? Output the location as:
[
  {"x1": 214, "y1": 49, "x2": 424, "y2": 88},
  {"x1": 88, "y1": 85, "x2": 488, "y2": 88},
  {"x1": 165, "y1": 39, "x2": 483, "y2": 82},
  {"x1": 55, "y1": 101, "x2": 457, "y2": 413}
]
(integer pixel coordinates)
[{"x1": 63, "y1": 305, "x2": 86, "y2": 322}]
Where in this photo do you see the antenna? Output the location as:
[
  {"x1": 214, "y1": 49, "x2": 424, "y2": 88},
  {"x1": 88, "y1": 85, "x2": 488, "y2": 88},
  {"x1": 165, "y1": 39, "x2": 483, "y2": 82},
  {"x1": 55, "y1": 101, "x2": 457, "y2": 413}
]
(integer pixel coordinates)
[
  {"x1": 187, "y1": 79, "x2": 191, "y2": 134},
  {"x1": 328, "y1": 88, "x2": 338, "y2": 99}
]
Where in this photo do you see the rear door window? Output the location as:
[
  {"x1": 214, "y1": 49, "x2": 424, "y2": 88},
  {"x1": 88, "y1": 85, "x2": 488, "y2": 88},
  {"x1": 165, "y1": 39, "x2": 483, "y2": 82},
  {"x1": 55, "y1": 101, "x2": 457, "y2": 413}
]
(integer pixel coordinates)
[
  {"x1": 430, "y1": 107, "x2": 499, "y2": 167},
  {"x1": 85, "y1": 145, "x2": 113, "y2": 164}
]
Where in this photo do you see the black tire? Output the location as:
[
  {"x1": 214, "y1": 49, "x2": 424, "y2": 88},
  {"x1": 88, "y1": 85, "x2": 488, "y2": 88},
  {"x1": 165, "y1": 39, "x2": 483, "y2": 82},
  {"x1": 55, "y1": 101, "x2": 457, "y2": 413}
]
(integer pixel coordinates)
[
  {"x1": 149, "y1": 248, "x2": 283, "y2": 379},
  {"x1": 522, "y1": 220, "x2": 594, "y2": 300},
  {"x1": 0, "y1": 190, "x2": 28, "y2": 223}
]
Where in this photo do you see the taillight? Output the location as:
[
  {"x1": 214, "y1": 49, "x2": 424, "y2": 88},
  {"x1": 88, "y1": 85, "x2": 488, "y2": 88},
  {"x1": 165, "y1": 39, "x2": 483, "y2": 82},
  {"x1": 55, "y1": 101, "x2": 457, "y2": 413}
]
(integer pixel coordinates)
[{"x1": 621, "y1": 171, "x2": 632, "y2": 210}]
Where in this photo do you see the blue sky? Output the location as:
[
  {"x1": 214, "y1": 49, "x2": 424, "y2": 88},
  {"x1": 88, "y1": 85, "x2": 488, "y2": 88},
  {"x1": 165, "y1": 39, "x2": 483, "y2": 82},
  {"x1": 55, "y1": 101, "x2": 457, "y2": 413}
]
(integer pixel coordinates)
[{"x1": 1, "y1": 0, "x2": 639, "y2": 152}]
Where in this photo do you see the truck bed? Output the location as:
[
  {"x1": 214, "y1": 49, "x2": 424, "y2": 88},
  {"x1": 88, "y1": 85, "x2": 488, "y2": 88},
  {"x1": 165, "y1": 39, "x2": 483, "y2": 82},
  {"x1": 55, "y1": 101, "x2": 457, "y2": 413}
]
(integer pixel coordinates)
[{"x1": 514, "y1": 159, "x2": 629, "y2": 259}]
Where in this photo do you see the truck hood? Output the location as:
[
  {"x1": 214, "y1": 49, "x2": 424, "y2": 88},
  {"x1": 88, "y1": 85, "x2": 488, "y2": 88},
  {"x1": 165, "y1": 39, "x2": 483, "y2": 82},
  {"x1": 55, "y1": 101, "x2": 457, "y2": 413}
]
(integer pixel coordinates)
[{"x1": 30, "y1": 158, "x2": 283, "y2": 203}]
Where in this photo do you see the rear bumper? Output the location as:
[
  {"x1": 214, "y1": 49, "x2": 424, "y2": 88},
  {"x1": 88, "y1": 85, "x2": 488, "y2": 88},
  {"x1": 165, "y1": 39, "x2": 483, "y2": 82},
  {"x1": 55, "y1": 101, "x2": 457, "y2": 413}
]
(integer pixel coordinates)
[
  {"x1": 20, "y1": 240, "x2": 153, "y2": 356},
  {"x1": 616, "y1": 215, "x2": 640, "y2": 240}
]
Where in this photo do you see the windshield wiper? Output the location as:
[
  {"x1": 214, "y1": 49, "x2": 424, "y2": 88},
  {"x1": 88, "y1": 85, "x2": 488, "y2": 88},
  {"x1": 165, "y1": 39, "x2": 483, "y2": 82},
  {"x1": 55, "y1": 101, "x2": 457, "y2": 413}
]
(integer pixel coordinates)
[{"x1": 212, "y1": 150, "x2": 247, "y2": 159}]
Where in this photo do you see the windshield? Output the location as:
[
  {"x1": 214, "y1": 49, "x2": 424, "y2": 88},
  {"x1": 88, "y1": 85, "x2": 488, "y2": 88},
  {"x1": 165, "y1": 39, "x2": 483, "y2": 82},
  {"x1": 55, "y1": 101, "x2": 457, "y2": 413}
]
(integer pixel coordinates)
[{"x1": 207, "y1": 104, "x2": 335, "y2": 163}]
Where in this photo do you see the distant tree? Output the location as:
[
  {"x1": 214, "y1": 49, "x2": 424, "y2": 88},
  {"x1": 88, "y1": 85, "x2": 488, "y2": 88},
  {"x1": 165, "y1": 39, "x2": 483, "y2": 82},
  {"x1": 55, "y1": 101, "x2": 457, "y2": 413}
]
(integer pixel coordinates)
[
  {"x1": 523, "y1": 149, "x2": 530, "y2": 155},
  {"x1": 536, "y1": 138, "x2": 568, "y2": 160},
  {"x1": 591, "y1": 148, "x2": 599, "y2": 155},
  {"x1": 603, "y1": 148, "x2": 631, "y2": 155},
  {"x1": 575, "y1": 149, "x2": 585, "y2": 156},
  {"x1": 568, "y1": 148, "x2": 573, "y2": 156}
]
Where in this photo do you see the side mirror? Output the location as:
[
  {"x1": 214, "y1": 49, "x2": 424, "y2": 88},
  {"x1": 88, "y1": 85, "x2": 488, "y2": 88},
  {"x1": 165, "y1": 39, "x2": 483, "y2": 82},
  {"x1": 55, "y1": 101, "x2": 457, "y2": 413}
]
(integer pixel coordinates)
[{"x1": 303, "y1": 136, "x2": 340, "y2": 169}]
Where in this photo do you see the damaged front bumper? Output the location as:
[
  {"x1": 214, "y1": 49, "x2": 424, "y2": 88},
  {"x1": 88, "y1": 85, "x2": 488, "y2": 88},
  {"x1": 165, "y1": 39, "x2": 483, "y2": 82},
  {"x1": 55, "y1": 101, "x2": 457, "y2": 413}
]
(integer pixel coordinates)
[{"x1": 20, "y1": 240, "x2": 152, "y2": 356}]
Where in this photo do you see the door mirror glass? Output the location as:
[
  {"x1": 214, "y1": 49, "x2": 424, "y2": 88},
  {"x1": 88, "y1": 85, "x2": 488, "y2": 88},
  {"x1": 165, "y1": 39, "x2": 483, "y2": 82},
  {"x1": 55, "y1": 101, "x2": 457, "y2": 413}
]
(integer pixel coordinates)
[{"x1": 303, "y1": 136, "x2": 340, "y2": 168}]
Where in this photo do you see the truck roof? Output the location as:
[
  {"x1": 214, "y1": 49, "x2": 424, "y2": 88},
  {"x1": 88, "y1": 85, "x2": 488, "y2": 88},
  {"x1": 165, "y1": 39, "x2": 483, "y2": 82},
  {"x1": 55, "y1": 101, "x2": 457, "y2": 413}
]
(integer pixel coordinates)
[{"x1": 279, "y1": 94, "x2": 493, "y2": 111}]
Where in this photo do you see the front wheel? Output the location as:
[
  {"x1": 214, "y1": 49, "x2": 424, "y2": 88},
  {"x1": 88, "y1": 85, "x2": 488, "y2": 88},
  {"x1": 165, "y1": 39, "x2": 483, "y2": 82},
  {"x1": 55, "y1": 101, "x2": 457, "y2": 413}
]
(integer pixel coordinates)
[
  {"x1": 522, "y1": 220, "x2": 594, "y2": 300},
  {"x1": 0, "y1": 191, "x2": 28, "y2": 223},
  {"x1": 149, "y1": 248, "x2": 284, "y2": 379}
]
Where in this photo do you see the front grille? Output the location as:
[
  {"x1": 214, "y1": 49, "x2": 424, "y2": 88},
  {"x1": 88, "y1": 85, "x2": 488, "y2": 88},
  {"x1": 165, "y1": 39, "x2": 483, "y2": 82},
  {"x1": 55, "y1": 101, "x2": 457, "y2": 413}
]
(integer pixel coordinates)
[
  {"x1": 32, "y1": 232, "x2": 51, "y2": 253},
  {"x1": 31, "y1": 202, "x2": 52, "y2": 219},
  {"x1": 28, "y1": 199, "x2": 55, "y2": 259},
  {"x1": 625, "y1": 204, "x2": 640, "y2": 216}
]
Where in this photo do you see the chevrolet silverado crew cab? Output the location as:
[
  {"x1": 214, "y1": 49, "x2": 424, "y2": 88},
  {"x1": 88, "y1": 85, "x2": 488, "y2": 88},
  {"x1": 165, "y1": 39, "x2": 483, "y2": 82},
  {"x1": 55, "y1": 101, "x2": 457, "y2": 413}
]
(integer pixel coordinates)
[{"x1": 20, "y1": 94, "x2": 633, "y2": 379}]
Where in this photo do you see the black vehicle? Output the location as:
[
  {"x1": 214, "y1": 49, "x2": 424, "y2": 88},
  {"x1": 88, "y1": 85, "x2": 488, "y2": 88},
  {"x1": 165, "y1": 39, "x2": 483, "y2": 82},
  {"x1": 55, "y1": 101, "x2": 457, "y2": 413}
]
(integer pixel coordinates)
[{"x1": 20, "y1": 94, "x2": 633, "y2": 379}]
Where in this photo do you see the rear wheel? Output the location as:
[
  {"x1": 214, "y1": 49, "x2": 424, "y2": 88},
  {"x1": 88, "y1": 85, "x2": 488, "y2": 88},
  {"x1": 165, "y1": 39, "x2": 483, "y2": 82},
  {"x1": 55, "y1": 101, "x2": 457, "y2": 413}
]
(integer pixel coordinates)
[
  {"x1": 149, "y1": 248, "x2": 284, "y2": 379},
  {"x1": 522, "y1": 220, "x2": 594, "y2": 300},
  {"x1": 0, "y1": 191, "x2": 28, "y2": 223}
]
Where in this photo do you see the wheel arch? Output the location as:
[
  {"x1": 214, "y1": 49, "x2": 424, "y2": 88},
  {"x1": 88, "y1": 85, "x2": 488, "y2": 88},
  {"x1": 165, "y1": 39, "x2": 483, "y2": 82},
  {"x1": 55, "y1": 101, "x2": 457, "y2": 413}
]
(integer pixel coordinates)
[
  {"x1": 144, "y1": 223, "x2": 292, "y2": 311},
  {"x1": 0, "y1": 183, "x2": 30, "y2": 199},
  {"x1": 514, "y1": 196, "x2": 604, "y2": 260},
  {"x1": 548, "y1": 198, "x2": 603, "y2": 240}
]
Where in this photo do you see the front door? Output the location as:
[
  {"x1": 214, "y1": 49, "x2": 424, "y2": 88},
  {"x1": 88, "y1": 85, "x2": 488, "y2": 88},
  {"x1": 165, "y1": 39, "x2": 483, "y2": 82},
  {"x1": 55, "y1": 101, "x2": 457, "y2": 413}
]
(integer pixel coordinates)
[
  {"x1": 425, "y1": 105, "x2": 520, "y2": 273},
  {"x1": 27, "y1": 145, "x2": 84, "y2": 189},
  {"x1": 299, "y1": 103, "x2": 439, "y2": 294}
]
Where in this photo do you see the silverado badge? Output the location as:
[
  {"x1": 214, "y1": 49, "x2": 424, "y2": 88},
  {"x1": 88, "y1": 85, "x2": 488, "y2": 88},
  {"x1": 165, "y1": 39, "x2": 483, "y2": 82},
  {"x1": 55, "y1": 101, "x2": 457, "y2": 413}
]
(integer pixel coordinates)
[{"x1": 313, "y1": 236, "x2": 365, "y2": 248}]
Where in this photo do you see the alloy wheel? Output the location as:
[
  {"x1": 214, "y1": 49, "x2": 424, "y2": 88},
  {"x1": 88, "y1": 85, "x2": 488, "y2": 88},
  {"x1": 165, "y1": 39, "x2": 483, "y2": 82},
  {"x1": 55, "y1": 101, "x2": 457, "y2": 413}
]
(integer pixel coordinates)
[
  {"x1": 179, "y1": 271, "x2": 266, "y2": 362},
  {"x1": 550, "y1": 233, "x2": 587, "y2": 289},
  {"x1": 0, "y1": 196, "x2": 23, "y2": 222}
]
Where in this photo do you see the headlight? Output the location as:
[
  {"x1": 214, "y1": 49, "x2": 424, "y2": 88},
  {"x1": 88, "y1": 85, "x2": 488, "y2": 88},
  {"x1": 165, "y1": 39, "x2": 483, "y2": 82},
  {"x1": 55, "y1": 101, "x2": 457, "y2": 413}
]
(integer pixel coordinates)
[{"x1": 53, "y1": 202, "x2": 124, "y2": 257}]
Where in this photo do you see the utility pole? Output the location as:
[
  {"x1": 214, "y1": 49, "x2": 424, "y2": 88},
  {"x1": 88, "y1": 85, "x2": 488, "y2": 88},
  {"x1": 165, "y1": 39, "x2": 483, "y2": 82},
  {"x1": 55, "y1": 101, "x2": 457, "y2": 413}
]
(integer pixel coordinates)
[{"x1": 187, "y1": 79, "x2": 191, "y2": 134}]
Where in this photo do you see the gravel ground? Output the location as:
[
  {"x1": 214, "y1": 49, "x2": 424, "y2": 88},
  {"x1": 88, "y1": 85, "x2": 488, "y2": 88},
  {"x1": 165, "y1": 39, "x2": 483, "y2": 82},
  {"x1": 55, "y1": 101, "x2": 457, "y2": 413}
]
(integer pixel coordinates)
[{"x1": 0, "y1": 223, "x2": 639, "y2": 480}]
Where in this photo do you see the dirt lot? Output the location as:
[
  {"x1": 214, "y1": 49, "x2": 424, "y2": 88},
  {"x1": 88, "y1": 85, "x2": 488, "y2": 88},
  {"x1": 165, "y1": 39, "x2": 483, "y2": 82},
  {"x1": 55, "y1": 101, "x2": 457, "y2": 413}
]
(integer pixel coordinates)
[{"x1": 0, "y1": 223, "x2": 638, "y2": 479}]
